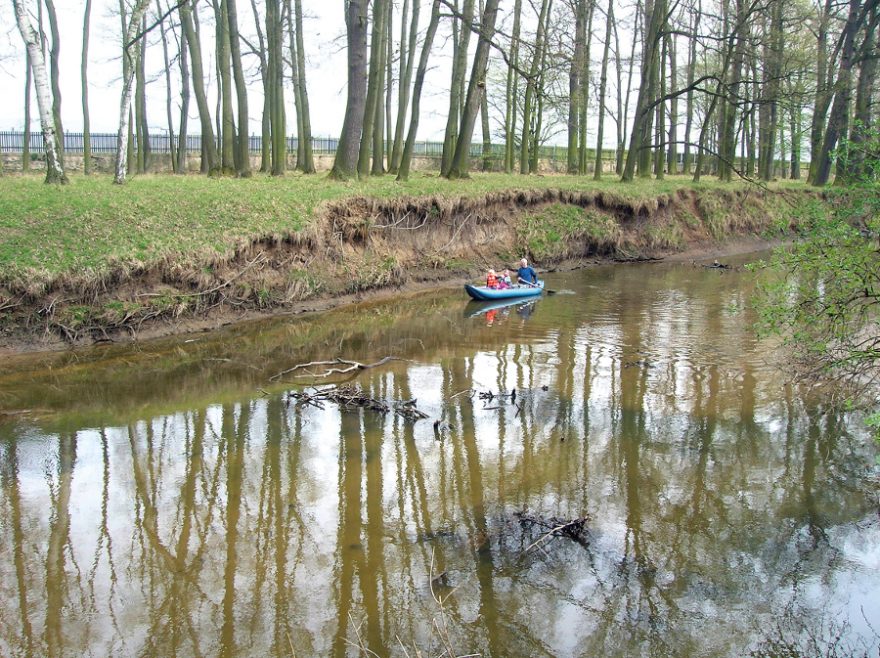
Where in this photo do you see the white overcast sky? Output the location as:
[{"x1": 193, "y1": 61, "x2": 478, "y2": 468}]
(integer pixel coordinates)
[
  {"x1": 0, "y1": 0, "x2": 463, "y2": 141},
  {"x1": 0, "y1": 0, "x2": 640, "y2": 148}
]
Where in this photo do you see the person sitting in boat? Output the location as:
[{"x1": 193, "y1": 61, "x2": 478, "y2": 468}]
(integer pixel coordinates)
[
  {"x1": 486, "y1": 268, "x2": 500, "y2": 289},
  {"x1": 499, "y1": 269, "x2": 513, "y2": 289},
  {"x1": 517, "y1": 258, "x2": 538, "y2": 286}
]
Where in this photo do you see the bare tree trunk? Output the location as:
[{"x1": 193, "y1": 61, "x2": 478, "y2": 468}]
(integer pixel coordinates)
[
  {"x1": 838, "y1": 5, "x2": 878, "y2": 183},
  {"x1": 446, "y1": 0, "x2": 501, "y2": 179},
  {"x1": 441, "y1": 0, "x2": 475, "y2": 176},
  {"x1": 666, "y1": 31, "x2": 677, "y2": 174},
  {"x1": 135, "y1": 14, "x2": 149, "y2": 174},
  {"x1": 807, "y1": 0, "x2": 834, "y2": 184},
  {"x1": 622, "y1": 0, "x2": 664, "y2": 181},
  {"x1": 358, "y1": 0, "x2": 389, "y2": 176},
  {"x1": 82, "y1": 0, "x2": 93, "y2": 175},
  {"x1": 292, "y1": 0, "x2": 314, "y2": 172},
  {"x1": 287, "y1": 0, "x2": 305, "y2": 168},
  {"x1": 23, "y1": 51, "x2": 32, "y2": 172},
  {"x1": 13, "y1": 0, "x2": 66, "y2": 183},
  {"x1": 224, "y1": 0, "x2": 250, "y2": 175},
  {"x1": 214, "y1": 0, "x2": 235, "y2": 173},
  {"x1": 578, "y1": 0, "x2": 595, "y2": 173},
  {"x1": 568, "y1": 0, "x2": 587, "y2": 173},
  {"x1": 249, "y1": 0, "x2": 270, "y2": 172},
  {"x1": 113, "y1": 0, "x2": 152, "y2": 183},
  {"x1": 530, "y1": 5, "x2": 551, "y2": 173},
  {"x1": 177, "y1": 19, "x2": 190, "y2": 172},
  {"x1": 654, "y1": 32, "x2": 666, "y2": 179},
  {"x1": 180, "y1": 0, "x2": 219, "y2": 175},
  {"x1": 682, "y1": 0, "x2": 698, "y2": 175},
  {"x1": 43, "y1": 0, "x2": 64, "y2": 168},
  {"x1": 521, "y1": 0, "x2": 551, "y2": 174},
  {"x1": 330, "y1": 0, "x2": 369, "y2": 180},
  {"x1": 397, "y1": 0, "x2": 442, "y2": 181},
  {"x1": 813, "y1": 0, "x2": 862, "y2": 186},
  {"x1": 158, "y1": 0, "x2": 177, "y2": 172},
  {"x1": 370, "y1": 0, "x2": 390, "y2": 176},
  {"x1": 618, "y1": 0, "x2": 640, "y2": 174},
  {"x1": 594, "y1": 0, "x2": 613, "y2": 179},
  {"x1": 267, "y1": 0, "x2": 286, "y2": 175},
  {"x1": 481, "y1": 70, "x2": 492, "y2": 171},
  {"x1": 390, "y1": 0, "x2": 418, "y2": 173},
  {"x1": 503, "y1": 0, "x2": 522, "y2": 173}
]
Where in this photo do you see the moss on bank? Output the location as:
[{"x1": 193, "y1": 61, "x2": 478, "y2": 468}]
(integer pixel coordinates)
[{"x1": 0, "y1": 173, "x2": 816, "y2": 348}]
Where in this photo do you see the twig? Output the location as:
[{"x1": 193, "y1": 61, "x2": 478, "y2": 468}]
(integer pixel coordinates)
[
  {"x1": 520, "y1": 518, "x2": 590, "y2": 556},
  {"x1": 270, "y1": 356, "x2": 410, "y2": 382}
]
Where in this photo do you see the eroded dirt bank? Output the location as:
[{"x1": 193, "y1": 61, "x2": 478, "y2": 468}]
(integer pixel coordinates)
[{"x1": 0, "y1": 187, "x2": 810, "y2": 354}]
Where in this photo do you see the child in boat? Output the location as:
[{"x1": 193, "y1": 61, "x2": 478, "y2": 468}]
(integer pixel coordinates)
[
  {"x1": 500, "y1": 270, "x2": 512, "y2": 288},
  {"x1": 486, "y1": 269, "x2": 499, "y2": 289}
]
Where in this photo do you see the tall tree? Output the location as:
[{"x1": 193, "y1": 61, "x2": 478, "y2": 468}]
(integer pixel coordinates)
[
  {"x1": 370, "y1": 0, "x2": 390, "y2": 175},
  {"x1": 757, "y1": 0, "x2": 783, "y2": 181},
  {"x1": 13, "y1": 0, "x2": 66, "y2": 183},
  {"x1": 177, "y1": 14, "x2": 190, "y2": 173},
  {"x1": 157, "y1": 0, "x2": 178, "y2": 172},
  {"x1": 622, "y1": 0, "x2": 665, "y2": 181},
  {"x1": 329, "y1": 0, "x2": 369, "y2": 180},
  {"x1": 179, "y1": 0, "x2": 220, "y2": 175},
  {"x1": 390, "y1": 0, "x2": 418, "y2": 173},
  {"x1": 43, "y1": 0, "x2": 64, "y2": 168},
  {"x1": 249, "y1": 0, "x2": 270, "y2": 171},
  {"x1": 113, "y1": 0, "x2": 152, "y2": 183},
  {"x1": 568, "y1": 0, "x2": 588, "y2": 173},
  {"x1": 812, "y1": 0, "x2": 869, "y2": 186},
  {"x1": 441, "y1": 0, "x2": 475, "y2": 176},
  {"x1": 681, "y1": 0, "x2": 699, "y2": 175},
  {"x1": 594, "y1": 0, "x2": 613, "y2": 179},
  {"x1": 445, "y1": 0, "x2": 501, "y2": 178},
  {"x1": 81, "y1": 0, "x2": 93, "y2": 175},
  {"x1": 397, "y1": 0, "x2": 442, "y2": 181},
  {"x1": 292, "y1": 0, "x2": 314, "y2": 173},
  {"x1": 135, "y1": 14, "x2": 150, "y2": 174},
  {"x1": 503, "y1": 0, "x2": 523, "y2": 172},
  {"x1": 215, "y1": 0, "x2": 235, "y2": 173},
  {"x1": 357, "y1": 0, "x2": 388, "y2": 176},
  {"x1": 23, "y1": 51, "x2": 32, "y2": 172},
  {"x1": 520, "y1": 0, "x2": 551, "y2": 174},
  {"x1": 266, "y1": 0, "x2": 286, "y2": 175},
  {"x1": 225, "y1": 0, "x2": 251, "y2": 175}
]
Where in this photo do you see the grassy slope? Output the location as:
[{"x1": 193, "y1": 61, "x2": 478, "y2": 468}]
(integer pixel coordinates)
[{"x1": 0, "y1": 172, "x2": 806, "y2": 283}]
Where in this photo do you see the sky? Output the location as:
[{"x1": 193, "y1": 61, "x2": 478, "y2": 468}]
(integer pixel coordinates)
[{"x1": 0, "y1": 0, "x2": 462, "y2": 141}]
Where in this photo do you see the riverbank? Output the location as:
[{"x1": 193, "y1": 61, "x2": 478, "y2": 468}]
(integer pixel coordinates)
[{"x1": 0, "y1": 173, "x2": 815, "y2": 353}]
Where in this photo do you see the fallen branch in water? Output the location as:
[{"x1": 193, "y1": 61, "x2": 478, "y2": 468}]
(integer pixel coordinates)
[
  {"x1": 284, "y1": 385, "x2": 430, "y2": 421},
  {"x1": 270, "y1": 355, "x2": 410, "y2": 382},
  {"x1": 516, "y1": 512, "x2": 591, "y2": 554}
]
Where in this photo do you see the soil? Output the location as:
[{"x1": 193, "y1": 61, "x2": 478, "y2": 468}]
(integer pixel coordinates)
[
  {"x1": 0, "y1": 236, "x2": 785, "y2": 357},
  {"x1": 0, "y1": 186, "x2": 807, "y2": 356}
]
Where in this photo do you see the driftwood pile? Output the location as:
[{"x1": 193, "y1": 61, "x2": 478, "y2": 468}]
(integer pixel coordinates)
[
  {"x1": 515, "y1": 511, "x2": 592, "y2": 551},
  {"x1": 285, "y1": 385, "x2": 429, "y2": 421}
]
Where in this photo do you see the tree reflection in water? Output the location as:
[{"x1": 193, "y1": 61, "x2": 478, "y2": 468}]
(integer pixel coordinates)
[{"x1": 0, "y1": 261, "x2": 878, "y2": 657}]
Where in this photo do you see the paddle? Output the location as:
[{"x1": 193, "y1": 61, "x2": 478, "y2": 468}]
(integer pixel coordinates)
[{"x1": 518, "y1": 278, "x2": 556, "y2": 294}]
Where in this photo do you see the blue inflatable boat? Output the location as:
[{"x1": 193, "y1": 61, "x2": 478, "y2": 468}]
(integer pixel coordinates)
[{"x1": 464, "y1": 281, "x2": 544, "y2": 301}]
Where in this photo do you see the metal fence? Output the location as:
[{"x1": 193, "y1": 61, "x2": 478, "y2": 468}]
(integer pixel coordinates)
[{"x1": 0, "y1": 130, "x2": 616, "y2": 163}]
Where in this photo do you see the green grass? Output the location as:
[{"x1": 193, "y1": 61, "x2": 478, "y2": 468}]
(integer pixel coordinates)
[{"x1": 0, "y1": 172, "x2": 810, "y2": 284}]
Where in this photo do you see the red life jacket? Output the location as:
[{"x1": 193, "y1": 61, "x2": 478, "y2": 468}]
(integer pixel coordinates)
[{"x1": 486, "y1": 273, "x2": 498, "y2": 288}]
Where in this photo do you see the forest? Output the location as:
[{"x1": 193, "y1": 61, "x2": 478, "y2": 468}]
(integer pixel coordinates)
[{"x1": 7, "y1": 0, "x2": 878, "y2": 186}]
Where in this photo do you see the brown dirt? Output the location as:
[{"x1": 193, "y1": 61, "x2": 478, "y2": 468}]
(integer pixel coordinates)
[{"x1": 0, "y1": 187, "x2": 808, "y2": 356}]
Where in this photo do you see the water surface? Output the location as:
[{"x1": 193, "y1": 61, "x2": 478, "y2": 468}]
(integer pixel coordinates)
[{"x1": 1, "y1": 257, "x2": 878, "y2": 657}]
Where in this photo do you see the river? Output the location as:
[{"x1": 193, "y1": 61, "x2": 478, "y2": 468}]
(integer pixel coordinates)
[{"x1": 1, "y1": 254, "x2": 878, "y2": 657}]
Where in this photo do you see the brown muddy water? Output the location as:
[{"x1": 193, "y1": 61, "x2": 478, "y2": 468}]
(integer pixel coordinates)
[{"x1": 1, "y1": 255, "x2": 878, "y2": 658}]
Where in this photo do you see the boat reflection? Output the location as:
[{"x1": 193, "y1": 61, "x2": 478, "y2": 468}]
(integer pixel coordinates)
[{"x1": 463, "y1": 297, "x2": 539, "y2": 324}]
